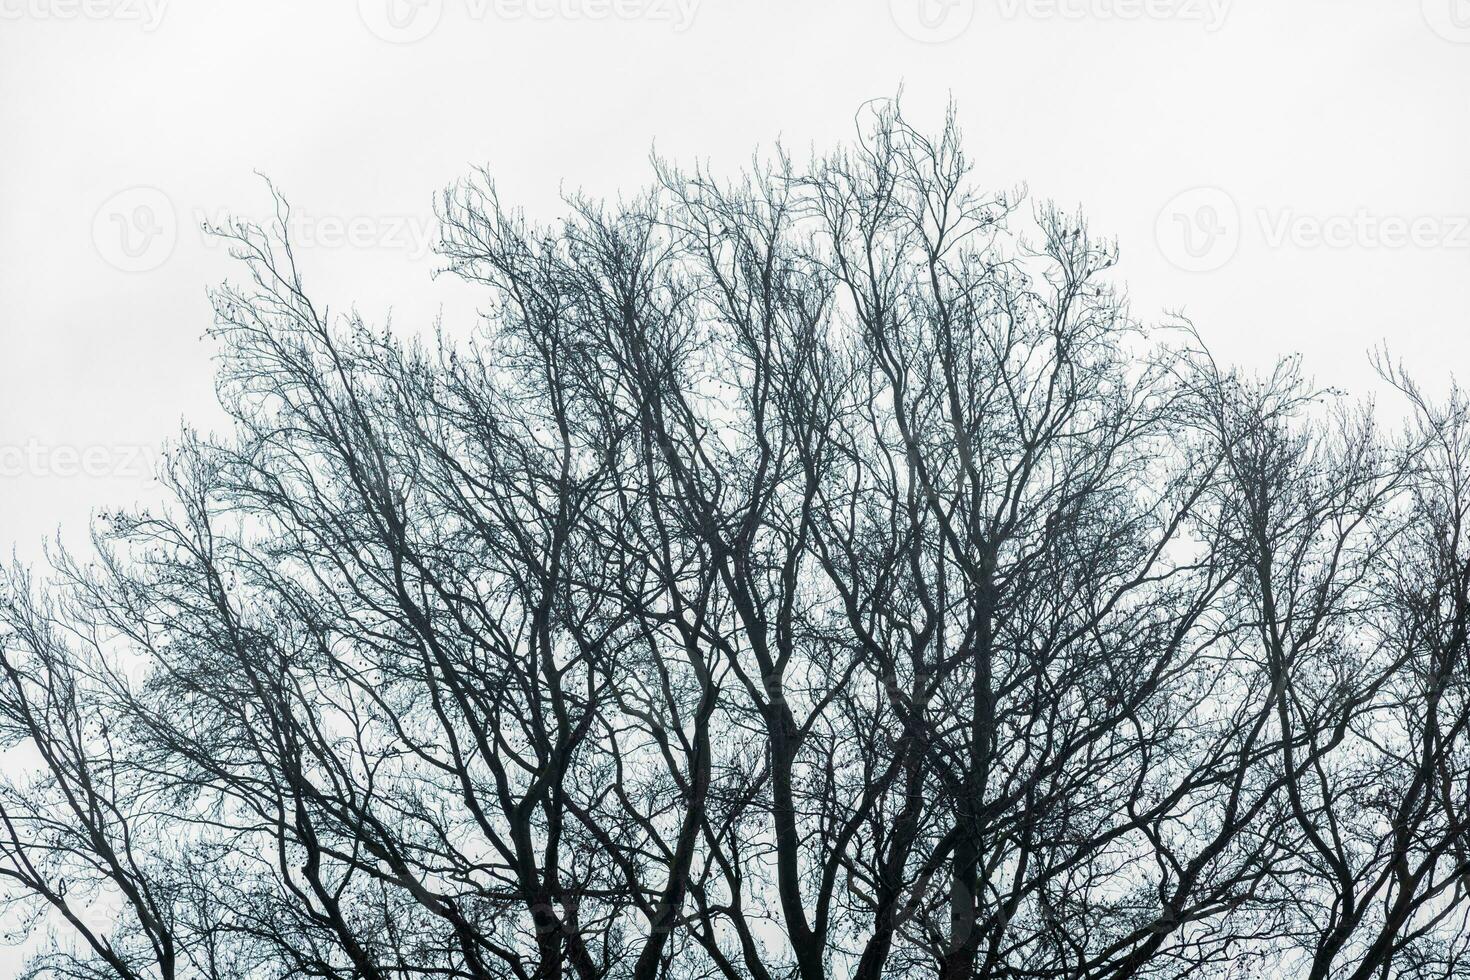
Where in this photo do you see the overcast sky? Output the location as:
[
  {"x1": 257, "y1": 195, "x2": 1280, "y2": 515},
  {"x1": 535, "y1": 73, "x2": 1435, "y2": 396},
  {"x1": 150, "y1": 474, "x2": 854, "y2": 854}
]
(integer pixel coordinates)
[{"x1": 2, "y1": 0, "x2": 1468, "y2": 570}]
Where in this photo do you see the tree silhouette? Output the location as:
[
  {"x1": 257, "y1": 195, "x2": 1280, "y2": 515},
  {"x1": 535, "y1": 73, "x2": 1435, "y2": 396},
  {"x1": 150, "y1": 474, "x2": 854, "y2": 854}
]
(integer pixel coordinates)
[{"x1": 3, "y1": 102, "x2": 1469, "y2": 980}]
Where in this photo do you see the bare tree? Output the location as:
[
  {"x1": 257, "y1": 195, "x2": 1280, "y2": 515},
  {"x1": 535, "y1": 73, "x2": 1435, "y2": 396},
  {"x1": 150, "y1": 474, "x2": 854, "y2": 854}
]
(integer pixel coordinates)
[{"x1": 2, "y1": 102, "x2": 1466, "y2": 980}]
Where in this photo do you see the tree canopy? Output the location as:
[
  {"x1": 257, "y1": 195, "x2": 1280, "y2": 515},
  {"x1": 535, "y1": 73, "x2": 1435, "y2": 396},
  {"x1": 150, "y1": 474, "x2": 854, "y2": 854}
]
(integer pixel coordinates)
[{"x1": 4, "y1": 103, "x2": 1470, "y2": 980}]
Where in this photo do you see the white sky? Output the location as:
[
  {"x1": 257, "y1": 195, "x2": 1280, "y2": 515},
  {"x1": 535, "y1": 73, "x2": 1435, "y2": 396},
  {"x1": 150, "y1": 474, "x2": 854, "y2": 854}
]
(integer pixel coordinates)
[
  {"x1": 0, "y1": 1, "x2": 1468, "y2": 540},
  {"x1": 0, "y1": 0, "x2": 1468, "y2": 965}
]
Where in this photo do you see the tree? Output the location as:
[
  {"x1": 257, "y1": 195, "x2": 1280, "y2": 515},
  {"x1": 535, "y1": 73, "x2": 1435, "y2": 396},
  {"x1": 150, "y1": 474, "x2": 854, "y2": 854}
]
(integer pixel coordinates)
[{"x1": 2, "y1": 101, "x2": 1467, "y2": 980}]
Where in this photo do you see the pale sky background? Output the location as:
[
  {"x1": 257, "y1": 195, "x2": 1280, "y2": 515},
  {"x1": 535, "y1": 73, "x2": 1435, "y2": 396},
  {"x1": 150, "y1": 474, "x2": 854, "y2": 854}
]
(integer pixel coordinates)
[
  {"x1": 0, "y1": 0, "x2": 1468, "y2": 967},
  {"x1": 1, "y1": 2, "x2": 1468, "y2": 552}
]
